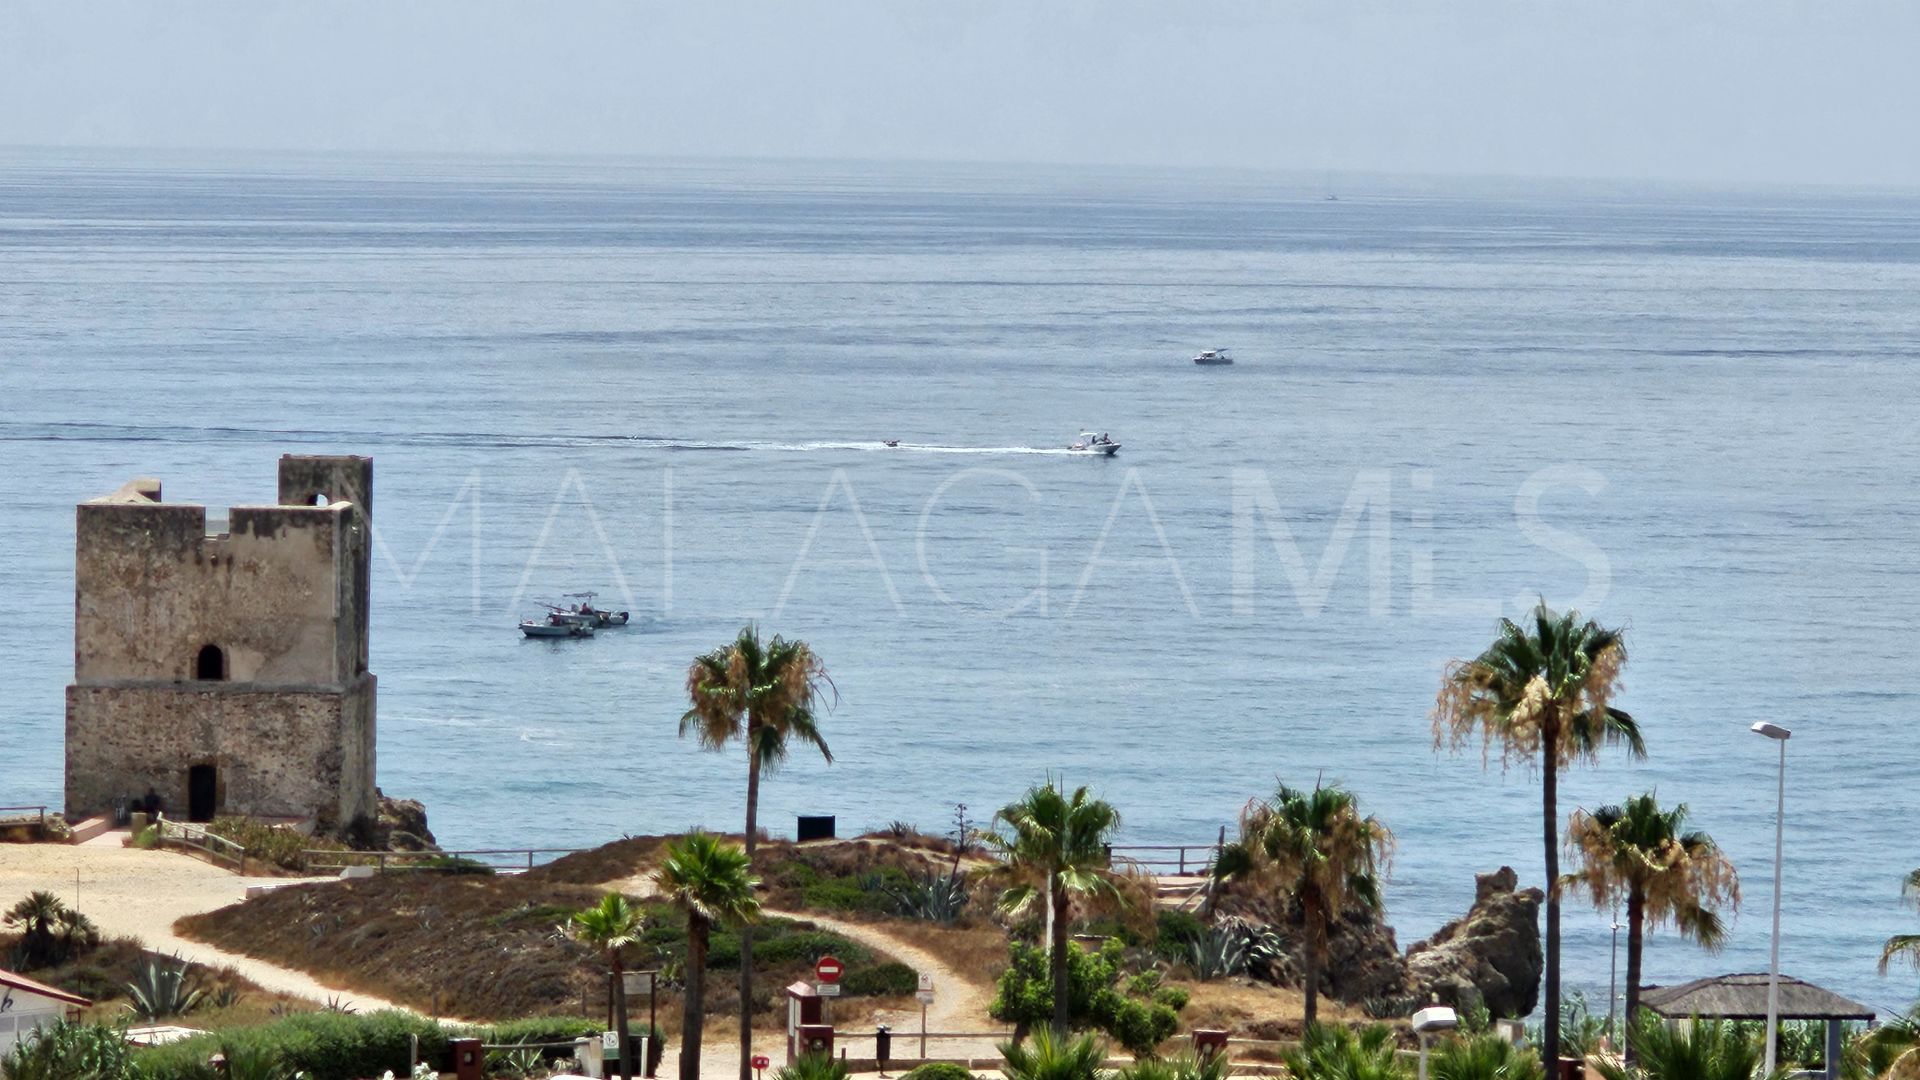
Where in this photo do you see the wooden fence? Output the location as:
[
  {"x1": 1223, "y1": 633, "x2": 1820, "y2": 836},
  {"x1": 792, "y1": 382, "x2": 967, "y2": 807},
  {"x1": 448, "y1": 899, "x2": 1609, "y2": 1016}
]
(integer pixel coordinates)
[
  {"x1": 0, "y1": 805, "x2": 48, "y2": 828},
  {"x1": 154, "y1": 817, "x2": 247, "y2": 874}
]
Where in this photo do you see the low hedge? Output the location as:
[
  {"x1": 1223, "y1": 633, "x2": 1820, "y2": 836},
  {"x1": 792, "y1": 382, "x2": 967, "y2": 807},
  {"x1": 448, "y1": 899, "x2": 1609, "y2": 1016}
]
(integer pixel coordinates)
[
  {"x1": 842, "y1": 961, "x2": 917, "y2": 997},
  {"x1": 134, "y1": 1010, "x2": 448, "y2": 1080}
]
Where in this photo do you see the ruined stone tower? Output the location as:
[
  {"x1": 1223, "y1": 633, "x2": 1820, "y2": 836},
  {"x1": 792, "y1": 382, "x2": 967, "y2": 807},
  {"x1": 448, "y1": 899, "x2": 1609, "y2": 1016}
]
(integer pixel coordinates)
[{"x1": 64, "y1": 455, "x2": 376, "y2": 832}]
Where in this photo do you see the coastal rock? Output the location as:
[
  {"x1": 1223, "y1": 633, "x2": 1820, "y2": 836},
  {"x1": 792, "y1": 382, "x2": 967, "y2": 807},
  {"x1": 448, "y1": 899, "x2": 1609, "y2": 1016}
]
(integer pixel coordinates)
[
  {"x1": 1217, "y1": 891, "x2": 1410, "y2": 1004},
  {"x1": 366, "y1": 790, "x2": 438, "y2": 852},
  {"x1": 1404, "y1": 866, "x2": 1542, "y2": 1018}
]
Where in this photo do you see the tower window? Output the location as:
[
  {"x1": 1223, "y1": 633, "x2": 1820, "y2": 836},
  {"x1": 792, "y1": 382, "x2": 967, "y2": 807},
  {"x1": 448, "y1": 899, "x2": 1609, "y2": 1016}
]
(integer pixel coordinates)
[{"x1": 194, "y1": 644, "x2": 228, "y2": 681}]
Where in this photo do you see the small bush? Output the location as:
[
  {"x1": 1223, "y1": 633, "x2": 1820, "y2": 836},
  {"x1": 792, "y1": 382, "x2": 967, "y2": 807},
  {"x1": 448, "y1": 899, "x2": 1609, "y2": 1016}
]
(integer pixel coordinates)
[
  {"x1": 416, "y1": 854, "x2": 495, "y2": 875},
  {"x1": 208, "y1": 817, "x2": 344, "y2": 873},
  {"x1": 0, "y1": 1019, "x2": 139, "y2": 1080},
  {"x1": 902, "y1": 1064, "x2": 979, "y2": 1080},
  {"x1": 843, "y1": 961, "x2": 917, "y2": 997},
  {"x1": 471, "y1": 1015, "x2": 606, "y2": 1047}
]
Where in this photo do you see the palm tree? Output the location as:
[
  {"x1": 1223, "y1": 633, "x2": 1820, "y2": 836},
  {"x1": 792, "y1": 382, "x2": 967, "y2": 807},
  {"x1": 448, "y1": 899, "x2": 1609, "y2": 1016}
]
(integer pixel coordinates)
[
  {"x1": 1878, "y1": 869, "x2": 1920, "y2": 982},
  {"x1": 1433, "y1": 602, "x2": 1644, "y2": 1066},
  {"x1": 655, "y1": 832, "x2": 762, "y2": 1080},
  {"x1": 998, "y1": 1026, "x2": 1114, "y2": 1080},
  {"x1": 681, "y1": 625, "x2": 834, "y2": 1080},
  {"x1": 1594, "y1": 1015, "x2": 1773, "y2": 1080},
  {"x1": 1564, "y1": 792, "x2": 1739, "y2": 1060},
  {"x1": 985, "y1": 780, "x2": 1126, "y2": 1037},
  {"x1": 1211, "y1": 781, "x2": 1394, "y2": 1026},
  {"x1": 1279, "y1": 1022, "x2": 1408, "y2": 1080},
  {"x1": 571, "y1": 892, "x2": 646, "y2": 1080}
]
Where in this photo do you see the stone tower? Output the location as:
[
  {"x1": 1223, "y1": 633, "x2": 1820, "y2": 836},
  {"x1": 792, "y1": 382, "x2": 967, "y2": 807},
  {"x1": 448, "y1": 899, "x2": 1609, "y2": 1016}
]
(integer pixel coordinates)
[{"x1": 64, "y1": 455, "x2": 377, "y2": 833}]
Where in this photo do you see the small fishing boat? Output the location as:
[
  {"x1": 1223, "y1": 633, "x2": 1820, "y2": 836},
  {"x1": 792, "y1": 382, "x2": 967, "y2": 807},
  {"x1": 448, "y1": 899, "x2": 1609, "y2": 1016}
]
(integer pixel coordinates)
[
  {"x1": 545, "y1": 593, "x2": 629, "y2": 628},
  {"x1": 883, "y1": 439, "x2": 901, "y2": 448},
  {"x1": 1067, "y1": 431, "x2": 1121, "y2": 456},
  {"x1": 1192, "y1": 348, "x2": 1234, "y2": 366},
  {"x1": 520, "y1": 616, "x2": 595, "y2": 638}
]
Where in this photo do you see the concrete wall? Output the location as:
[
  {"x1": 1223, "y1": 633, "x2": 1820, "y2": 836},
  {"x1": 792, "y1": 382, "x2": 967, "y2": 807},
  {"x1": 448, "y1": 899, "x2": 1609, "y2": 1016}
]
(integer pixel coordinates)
[{"x1": 64, "y1": 676, "x2": 376, "y2": 828}]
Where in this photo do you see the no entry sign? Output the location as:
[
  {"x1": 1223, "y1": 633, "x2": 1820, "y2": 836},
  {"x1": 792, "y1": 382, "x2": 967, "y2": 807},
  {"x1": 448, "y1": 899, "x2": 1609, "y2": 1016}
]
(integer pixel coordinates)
[{"x1": 815, "y1": 956, "x2": 843, "y2": 983}]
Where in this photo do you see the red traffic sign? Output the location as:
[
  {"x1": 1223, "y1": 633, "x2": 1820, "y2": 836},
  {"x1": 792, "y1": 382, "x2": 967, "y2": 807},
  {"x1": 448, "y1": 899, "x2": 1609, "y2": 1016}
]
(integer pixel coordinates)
[
  {"x1": 815, "y1": 955, "x2": 844, "y2": 983},
  {"x1": 752, "y1": 1056, "x2": 771, "y2": 1071}
]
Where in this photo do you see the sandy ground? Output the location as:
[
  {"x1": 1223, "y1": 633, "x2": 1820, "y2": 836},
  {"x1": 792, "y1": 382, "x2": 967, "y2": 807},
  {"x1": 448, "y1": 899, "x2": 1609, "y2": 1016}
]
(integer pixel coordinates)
[{"x1": 0, "y1": 832, "x2": 403, "y2": 1012}]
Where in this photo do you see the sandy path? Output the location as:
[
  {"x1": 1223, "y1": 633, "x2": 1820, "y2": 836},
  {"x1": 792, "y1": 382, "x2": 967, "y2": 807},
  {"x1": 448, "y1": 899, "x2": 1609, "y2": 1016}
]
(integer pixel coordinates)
[{"x1": 0, "y1": 836, "x2": 403, "y2": 1013}]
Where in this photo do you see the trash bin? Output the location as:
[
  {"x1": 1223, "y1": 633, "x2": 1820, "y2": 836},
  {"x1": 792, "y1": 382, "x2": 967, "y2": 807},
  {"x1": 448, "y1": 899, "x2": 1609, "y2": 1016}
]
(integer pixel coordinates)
[
  {"x1": 797, "y1": 816, "x2": 836, "y2": 842},
  {"x1": 875, "y1": 1026, "x2": 892, "y2": 1071}
]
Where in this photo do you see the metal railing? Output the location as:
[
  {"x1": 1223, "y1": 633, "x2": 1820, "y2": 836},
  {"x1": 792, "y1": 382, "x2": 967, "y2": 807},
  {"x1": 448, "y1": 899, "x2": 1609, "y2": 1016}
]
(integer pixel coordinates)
[
  {"x1": 299, "y1": 847, "x2": 582, "y2": 874},
  {"x1": 1109, "y1": 841, "x2": 1222, "y2": 876},
  {"x1": 154, "y1": 817, "x2": 247, "y2": 874},
  {"x1": 0, "y1": 805, "x2": 49, "y2": 828}
]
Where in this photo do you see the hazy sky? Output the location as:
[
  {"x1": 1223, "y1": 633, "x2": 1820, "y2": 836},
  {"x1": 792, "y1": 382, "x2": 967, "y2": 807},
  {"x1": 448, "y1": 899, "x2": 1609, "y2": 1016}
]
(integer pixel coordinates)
[{"x1": 5, "y1": 1, "x2": 1919, "y2": 186}]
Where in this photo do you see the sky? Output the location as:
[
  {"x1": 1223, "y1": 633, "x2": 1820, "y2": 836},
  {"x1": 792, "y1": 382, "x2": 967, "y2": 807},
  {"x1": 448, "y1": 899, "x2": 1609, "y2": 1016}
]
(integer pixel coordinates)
[{"x1": 4, "y1": 1, "x2": 1919, "y2": 187}]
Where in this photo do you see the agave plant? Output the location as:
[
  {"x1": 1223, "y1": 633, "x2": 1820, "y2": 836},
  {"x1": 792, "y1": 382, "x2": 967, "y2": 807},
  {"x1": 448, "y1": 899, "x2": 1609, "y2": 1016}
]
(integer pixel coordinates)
[
  {"x1": 124, "y1": 953, "x2": 205, "y2": 1020},
  {"x1": 885, "y1": 866, "x2": 972, "y2": 923},
  {"x1": 1279, "y1": 1022, "x2": 1409, "y2": 1080},
  {"x1": 999, "y1": 1027, "x2": 1113, "y2": 1080},
  {"x1": 485, "y1": 1043, "x2": 547, "y2": 1079},
  {"x1": 1184, "y1": 921, "x2": 1249, "y2": 981},
  {"x1": 774, "y1": 1054, "x2": 853, "y2": 1080},
  {"x1": 1119, "y1": 1051, "x2": 1232, "y2": 1080}
]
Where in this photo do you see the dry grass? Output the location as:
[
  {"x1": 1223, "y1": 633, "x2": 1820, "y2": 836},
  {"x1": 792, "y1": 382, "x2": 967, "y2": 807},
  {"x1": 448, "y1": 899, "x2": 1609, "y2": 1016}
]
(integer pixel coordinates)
[
  {"x1": 870, "y1": 918, "x2": 1010, "y2": 988},
  {"x1": 1172, "y1": 976, "x2": 1369, "y2": 1042}
]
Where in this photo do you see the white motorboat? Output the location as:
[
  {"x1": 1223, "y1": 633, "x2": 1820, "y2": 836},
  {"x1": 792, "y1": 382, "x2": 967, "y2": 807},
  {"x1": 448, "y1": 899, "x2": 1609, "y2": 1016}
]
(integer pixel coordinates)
[
  {"x1": 1068, "y1": 431, "x2": 1121, "y2": 456},
  {"x1": 521, "y1": 617, "x2": 595, "y2": 638},
  {"x1": 1192, "y1": 348, "x2": 1234, "y2": 366}
]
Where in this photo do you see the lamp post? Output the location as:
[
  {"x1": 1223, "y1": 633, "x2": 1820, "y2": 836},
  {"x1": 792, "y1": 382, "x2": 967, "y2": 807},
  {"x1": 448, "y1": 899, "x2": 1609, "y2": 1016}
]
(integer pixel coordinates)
[
  {"x1": 1608, "y1": 903, "x2": 1623, "y2": 1042},
  {"x1": 1752, "y1": 721, "x2": 1792, "y2": 1077}
]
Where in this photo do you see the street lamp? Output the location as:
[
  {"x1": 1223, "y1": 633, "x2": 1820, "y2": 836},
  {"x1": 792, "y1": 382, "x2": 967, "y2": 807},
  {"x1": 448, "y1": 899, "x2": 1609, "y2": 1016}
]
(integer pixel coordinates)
[{"x1": 1752, "y1": 721, "x2": 1791, "y2": 1077}]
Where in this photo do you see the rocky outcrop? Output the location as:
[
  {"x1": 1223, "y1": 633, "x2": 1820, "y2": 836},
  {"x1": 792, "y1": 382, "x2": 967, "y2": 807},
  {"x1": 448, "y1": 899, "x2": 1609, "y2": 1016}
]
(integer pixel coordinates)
[
  {"x1": 1216, "y1": 889, "x2": 1411, "y2": 1004},
  {"x1": 1404, "y1": 866, "x2": 1542, "y2": 1018},
  {"x1": 347, "y1": 789, "x2": 439, "y2": 852},
  {"x1": 1209, "y1": 865, "x2": 1541, "y2": 1018}
]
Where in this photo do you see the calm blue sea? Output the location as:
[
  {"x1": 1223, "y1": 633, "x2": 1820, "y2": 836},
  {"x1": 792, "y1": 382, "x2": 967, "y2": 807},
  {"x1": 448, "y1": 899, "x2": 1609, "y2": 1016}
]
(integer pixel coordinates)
[{"x1": 3, "y1": 150, "x2": 1917, "y2": 1016}]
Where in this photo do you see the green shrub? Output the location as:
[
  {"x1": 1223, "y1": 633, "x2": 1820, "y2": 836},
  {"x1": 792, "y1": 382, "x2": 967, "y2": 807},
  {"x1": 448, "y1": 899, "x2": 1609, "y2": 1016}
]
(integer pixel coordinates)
[
  {"x1": 990, "y1": 941, "x2": 1186, "y2": 1056},
  {"x1": 754, "y1": 931, "x2": 869, "y2": 968},
  {"x1": 207, "y1": 817, "x2": 340, "y2": 873},
  {"x1": 999, "y1": 1028, "x2": 1112, "y2": 1080},
  {"x1": 471, "y1": 1015, "x2": 605, "y2": 1047},
  {"x1": 1152, "y1": 910, "x2": 1205, "y2": 959},
  {"x1": 1, "y1": 1019, "x2": 140, "y2": 1080},
  {"x1": 134, "y1": 1009, "x2": 448, "y2": 1080},
  {"x1": 1280, "y1": 1023, "x2": 1407, "y2": 1080},
  {"x1": 776, "y1": 1053, "x2": 852, "y2": 1080},
  {"x1": 843, "y1": 961, "x2": 917, "y2": 997},
  {"x1": 901, "y1": 1063, "x2": 980, "y2": 1080},
  {"x1": 416, "y1": 854, "x2": 494, "y2": 875}
]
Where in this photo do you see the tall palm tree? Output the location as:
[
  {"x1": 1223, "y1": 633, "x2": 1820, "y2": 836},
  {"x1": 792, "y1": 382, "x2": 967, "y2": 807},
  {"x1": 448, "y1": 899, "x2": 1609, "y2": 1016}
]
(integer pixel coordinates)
[
  {"x1": 681, "y1": 625, "x2": 834, "y2": 1080},
  {"x1": 655, "y1": 832, "x2": 761, "y2": 1080},
  {"x1": 571, "y1": 892, "x2": 647, "y2": 1080},
  {"x1": 1433, "y1": 602, "x2": 1644, "y2": 1067},
  {"x1": 1211, "y1": 782, "x2": 1394, "y2": 1026},
  {"x1": 985, "y1": 780, "x2": 1126, "y2": 1037},
  {"x1": 1563, "y1": 792, "x2": 1739, "y2": 1060},
  {"x1": 1878, "y1": 869, "x2": 1920, "y2": 982}
]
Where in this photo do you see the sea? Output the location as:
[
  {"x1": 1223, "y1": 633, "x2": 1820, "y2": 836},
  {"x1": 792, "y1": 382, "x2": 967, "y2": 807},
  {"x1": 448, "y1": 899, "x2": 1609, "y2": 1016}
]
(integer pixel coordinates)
[{"x1": 2, "y1": 149, "x2": 1917, "y2": 1018}]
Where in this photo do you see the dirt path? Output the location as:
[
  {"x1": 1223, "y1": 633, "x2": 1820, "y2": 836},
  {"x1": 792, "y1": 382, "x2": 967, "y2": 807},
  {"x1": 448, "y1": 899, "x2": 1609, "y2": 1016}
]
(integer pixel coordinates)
[
  {"x1": 761, "y1": 909, "x2": 996, "y2": 1043},
  {"x1": 0, "y1": 835, "x2": 404, "y2": 1013}
]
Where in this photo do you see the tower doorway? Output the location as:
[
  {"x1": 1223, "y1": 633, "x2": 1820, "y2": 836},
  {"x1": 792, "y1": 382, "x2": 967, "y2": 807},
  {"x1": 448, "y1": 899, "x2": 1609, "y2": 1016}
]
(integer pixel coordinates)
[{"x1": 187, "y1": 764, "x2": 218, "y2": 822}]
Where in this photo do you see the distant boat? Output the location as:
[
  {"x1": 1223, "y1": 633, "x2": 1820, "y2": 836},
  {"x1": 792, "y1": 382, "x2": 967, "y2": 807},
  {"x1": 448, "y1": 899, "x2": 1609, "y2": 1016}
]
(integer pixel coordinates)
[
  {"x1": 521, "y1": 616, "x2": 594, "y2": 639},
  {"x1": 1192, "y1": 348, "x2": 1234, "y2": 366},
  {"x1": 544, "y1": 593, "x2": 629, "y2": 627},
  {"x1": 1068, "y1": 431, "x2": 1121, "y2": 456},
  {"x1": 883, "y1": 439, "x2": 901, "y2": 448}
]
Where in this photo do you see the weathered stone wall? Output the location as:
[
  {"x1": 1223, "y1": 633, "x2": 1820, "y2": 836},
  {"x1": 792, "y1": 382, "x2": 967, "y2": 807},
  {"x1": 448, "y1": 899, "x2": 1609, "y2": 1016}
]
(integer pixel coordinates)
[
  {"x1": 74, "y1": 501, "x2": 354, "y2": 685},
  {"x1": 64, "y1": 455, "x2": 378, "y2": 833},
  {"x1": 64, "y1": 675, "x2": 376, "y2": 828}
]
